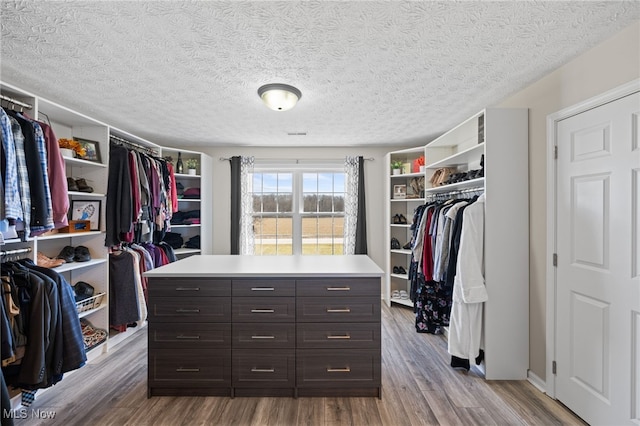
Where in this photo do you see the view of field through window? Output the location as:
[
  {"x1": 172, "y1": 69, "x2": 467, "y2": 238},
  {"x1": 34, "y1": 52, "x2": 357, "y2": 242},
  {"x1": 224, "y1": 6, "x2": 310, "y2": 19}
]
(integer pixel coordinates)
[{"x1": 252, "y1": 171, "x2": 345, "y2": 255}]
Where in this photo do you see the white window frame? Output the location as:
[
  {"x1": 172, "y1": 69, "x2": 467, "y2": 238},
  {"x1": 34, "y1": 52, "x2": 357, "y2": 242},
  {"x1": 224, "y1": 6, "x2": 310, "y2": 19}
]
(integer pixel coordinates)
[{"x1": 251, "y1": 161, "x2": 345, "y2": 256}]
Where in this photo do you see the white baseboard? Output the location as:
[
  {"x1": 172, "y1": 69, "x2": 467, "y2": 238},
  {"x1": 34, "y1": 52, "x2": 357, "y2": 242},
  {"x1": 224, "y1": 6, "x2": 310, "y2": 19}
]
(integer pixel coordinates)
[{"x1": 527, "y1": 370, "x2": 547, "y2": 394}]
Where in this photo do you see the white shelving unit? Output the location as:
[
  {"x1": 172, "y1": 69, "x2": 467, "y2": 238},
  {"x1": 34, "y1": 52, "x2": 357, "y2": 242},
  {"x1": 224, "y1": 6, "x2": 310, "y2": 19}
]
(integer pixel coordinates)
[
  {"x1": 161, "y1": 147, "x2": 213, "y2": 258},
  {"x1": 385, "y1": 108, "x2": 529, "y2": 380},
  {"x1": 384, "y1": 146, "x2": 427, "y2": 307}
]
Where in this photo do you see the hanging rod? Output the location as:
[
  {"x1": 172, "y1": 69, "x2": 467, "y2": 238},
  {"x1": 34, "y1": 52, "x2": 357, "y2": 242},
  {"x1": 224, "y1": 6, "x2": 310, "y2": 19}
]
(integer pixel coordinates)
[
  {"x1": 219, "y1": 157, "x2": 374, "y2": 162},
  {"x1": 0, "y1": 247, "x2": 32, "y2": 257},
  {"x1": 425, "y1": 186, "x2": 484, "y2": 198},
  {"x1": 110, "y1": 135, "x2": 158, "y2": 155},
  {"x1": 0, "y1": 94, "x2": 32, "y2": 110}
]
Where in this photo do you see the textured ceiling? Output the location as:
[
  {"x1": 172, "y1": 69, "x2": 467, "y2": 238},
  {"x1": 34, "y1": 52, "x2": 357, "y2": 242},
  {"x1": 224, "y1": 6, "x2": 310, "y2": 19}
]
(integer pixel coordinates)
[{"x1": 1, "y1": 1, "x2": 638, "y2": 148}]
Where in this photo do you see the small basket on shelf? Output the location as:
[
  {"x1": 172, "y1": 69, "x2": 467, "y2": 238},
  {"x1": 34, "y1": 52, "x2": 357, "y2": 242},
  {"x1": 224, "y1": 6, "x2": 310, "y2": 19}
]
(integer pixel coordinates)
[{"x1": 75, "y1": 292, "x2": 105, "y2": 314}]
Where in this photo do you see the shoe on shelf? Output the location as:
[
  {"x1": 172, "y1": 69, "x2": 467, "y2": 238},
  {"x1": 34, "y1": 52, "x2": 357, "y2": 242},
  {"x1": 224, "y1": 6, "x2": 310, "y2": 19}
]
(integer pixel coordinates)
[
  {"x1": 403, "y1": 241, "x2": 412, "y2": 250},
  {"x1": 66, "y1": 177, "x2": 79, "y2": 192},
  {"x1": 393, "y1": 266, "x2": 400, "y2": 274},
  {"x1": 392, "y1": 214, "x2": 401, "y2": 224},
  {"x1": 390, "y1": 238, "x2": 401, "y2": 249},
  {"x1": 397, "y1": 266, "x2": 407, "y2": 275},
  {"x1": 391, "y1": 290, "x2": 400, "y2": 299},
  {"x1": 398, "y1": 214, "x2": 407, "y2": 224},
  {"x1": 56, "y1": 245, "x2": 75, "y2": 263},
  {"x1": 37, "y1": 252, "x2": 65, "y2": 268},
  {"x1": 75, "y1": 178, "x2": 94, "y2": 193},
  {"x1": 399, "y1": 290, "x2": 409, "y2": 299}
]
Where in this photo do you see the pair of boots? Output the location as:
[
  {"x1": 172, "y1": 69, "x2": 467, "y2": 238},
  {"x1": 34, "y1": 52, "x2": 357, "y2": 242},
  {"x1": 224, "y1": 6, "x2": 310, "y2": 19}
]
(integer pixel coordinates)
[{"x1": 67, "y1": 177, "x2": 93, "y2": 193}]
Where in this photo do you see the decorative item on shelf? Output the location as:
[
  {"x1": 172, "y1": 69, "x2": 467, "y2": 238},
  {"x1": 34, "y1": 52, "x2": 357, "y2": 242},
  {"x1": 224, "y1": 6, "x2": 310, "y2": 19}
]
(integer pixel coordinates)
[
  {"x1": 176, "y1": 152, "x2": 184, "y2": 174},
  {"x1": 185, "y1": 158, "x2": 198, "y2": 175},
  {"x1": 391, "y1": 160, "x2": 403, "y2": 175},
  {"x1": 59, "y1": 220, "x2": 91, "y2": 233},
  {"x1": 402, "y1": 162, "x2": 412, "y2": 174},
  {"x1": 58, "y1": 138, "x2": 86, "y2": 158},
  {"x1": 409, "y1": 177, "x2": 425, "y2": 198},
  {"x1": 393, "y1": 184, "x2": 407, "y2": 199},
  {"x1": 73, "y1": 137, "x2": 101, "y2": 163},
  {"x1": 70, "y1": 200, "x2": 101, "y2": 230},
  {"x1": 413, "y1": 155, "x2": 425, "y2": 173}
]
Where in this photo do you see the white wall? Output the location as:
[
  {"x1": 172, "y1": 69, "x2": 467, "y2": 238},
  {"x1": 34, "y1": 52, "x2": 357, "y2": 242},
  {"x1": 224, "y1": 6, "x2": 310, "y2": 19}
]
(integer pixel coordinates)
[
  {"x1": 193, "y1": 145, "x2": 396, "y2": 275},
  {"x1": 497, "y1": 21, "x2": 640, "y2": 381}
]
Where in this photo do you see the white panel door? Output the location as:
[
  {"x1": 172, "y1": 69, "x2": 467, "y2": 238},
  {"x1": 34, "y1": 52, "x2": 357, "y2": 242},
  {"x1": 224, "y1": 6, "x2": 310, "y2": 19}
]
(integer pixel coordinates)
[{"x1": 556, "y1": 91, "x2": 640, "y2": 425}]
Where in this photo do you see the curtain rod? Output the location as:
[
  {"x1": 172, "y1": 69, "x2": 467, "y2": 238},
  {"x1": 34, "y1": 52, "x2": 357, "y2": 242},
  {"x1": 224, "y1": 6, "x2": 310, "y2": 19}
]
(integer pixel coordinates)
[
  {"x1": 0, "y1": 94, "x2": 32, "y2": 110},
  {"x1": 219, "y1": 157, "x2": 374, "y2": 162}
]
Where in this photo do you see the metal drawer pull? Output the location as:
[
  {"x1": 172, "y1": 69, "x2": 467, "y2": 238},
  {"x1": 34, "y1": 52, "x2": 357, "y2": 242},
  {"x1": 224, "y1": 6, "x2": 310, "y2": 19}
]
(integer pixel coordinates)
[
  {"x1": 327, "y1": 367, "x2": 351, "y2": 373},
  {"x1": 176, "y1": 368, "x2": 200, "y2": 372},
  {"x1": 327, "y1": 334, "x2": 351, "y2": 339},
  {"x1": 326, "y1": 308, "x2": 351, "y2": 313},
  {"x1": 251, "y1": 368, "x2": 275, "y2": 373},
  {"x1": 175, "y1": 287, "x2": 200, "y2": 291},
  {"x1": 176, "y1": 308, "x2": 200, "y2": 313},
  {"x1": 251, "y1": 335, "x2": 275, "y2": 339},
  {"x1": 176, "y1": 335, "x2": 200, "y2": 340},
  {"x1": 326, "y1": 287, "x2": 351, "y2": 291},
  {"x1": 251, "y1": 309, "x2": 275, "y2": 313},
  {"x1": 251, "y1": 287, "x2": 275, "y2": 291}
]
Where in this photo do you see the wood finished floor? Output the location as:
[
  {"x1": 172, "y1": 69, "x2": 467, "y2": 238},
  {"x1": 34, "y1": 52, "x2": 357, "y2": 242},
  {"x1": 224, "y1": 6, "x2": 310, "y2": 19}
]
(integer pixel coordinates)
[{"x1": 12, "y1": 305, "x2": 586, "y2": 426}]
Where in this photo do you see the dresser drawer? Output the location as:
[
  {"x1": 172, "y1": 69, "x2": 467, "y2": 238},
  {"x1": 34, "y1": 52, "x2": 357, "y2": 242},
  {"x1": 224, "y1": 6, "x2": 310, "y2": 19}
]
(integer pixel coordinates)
[
  {"x1": 297, "y1": 323, "x2": 380, "y2": 349},
  {"x1": 149, "y1": 297, "x2": 231, "y2": 322},
  {"x1": 296, "y1": 349, "x2": 380, "y2": 387},
  {"x1": 232, "y1": 297, "x2": 295, "y2": 322},
  {"x1": 233, "y1": 349, "x2": 295, "y2": 388},
  {"x1": 148, "y1": 278, "x2": 231, "y2": 297},
  {"x1": 233, "y1": 323, "x2": 295, "y2": 348},
  {"x1": 297, "y1": 297, "x2": 380, "y2": 322},
  {"x1": 232, "y1": 279, "x2": 295, "y2": 297},
  {"x1": 149, "y1": 323, "x2": 231, "y2": 349},
  {"x1": 296, "y1": 278, "x2": 380, "y2": 297},
  {"x1": 149, "y1": 349, "x2": 231, "y2": 387}
]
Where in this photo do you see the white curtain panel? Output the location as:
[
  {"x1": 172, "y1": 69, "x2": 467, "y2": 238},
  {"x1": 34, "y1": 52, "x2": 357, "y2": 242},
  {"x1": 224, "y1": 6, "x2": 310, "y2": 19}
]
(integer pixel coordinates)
[
  {"x1": 239, "y1": 156, "x2": 255, "y2": 255},
  {"x1": 343, "y1": 156, "x2": 359, "y2": 255}
]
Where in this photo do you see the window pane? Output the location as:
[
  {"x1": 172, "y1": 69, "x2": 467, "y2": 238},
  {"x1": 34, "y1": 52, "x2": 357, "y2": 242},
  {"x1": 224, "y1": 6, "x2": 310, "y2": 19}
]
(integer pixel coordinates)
[
  {"x1": 262, "y1": 193, "x2": 277, "y2": 212},
  {"x1": 333, "y1": 173, "x2": 345, "y2": 192},
  {"x1": 303, "y1": 193, "x2": 317, "y2": 213},
  {"x1": 318, "y1": 193, "x2": 333, "y2": 212},
  {"x1": 263, "y1": 173, "x2": 278, "y2": 192},
  {"x1": 317, "y1": 173, "x2": 333, "y2": 192},
  {"x1": 252, "y1": 173, "x2": 263, "y2": 192},
  {"x1": 334, "y1": 194, "x2": 344, "y2": 212},
  {"x1": 278, "y1": 194, "x2": 292, "y2": 212},
  {"x1": 278, "y1": 173, "x2": 292, "y2": 192},
  {"x1": 303, "y1": 173, "x2": 317, "y2": 192}
]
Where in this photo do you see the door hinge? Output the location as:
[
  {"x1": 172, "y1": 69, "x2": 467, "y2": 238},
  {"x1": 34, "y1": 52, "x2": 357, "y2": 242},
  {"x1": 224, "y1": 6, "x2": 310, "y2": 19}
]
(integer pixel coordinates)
[
  {"x1": 553, "y1": 253, "x2": 557, "y2": 267},
  {"x1": 554, "y1": 146, "x2": 558, "y2": 159},
  {"x1": 552, "y1": 361, "x2": 557, "y2": 375}
]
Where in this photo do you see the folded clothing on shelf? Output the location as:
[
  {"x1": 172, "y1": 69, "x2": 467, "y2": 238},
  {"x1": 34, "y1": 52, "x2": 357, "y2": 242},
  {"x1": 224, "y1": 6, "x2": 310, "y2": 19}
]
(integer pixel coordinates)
[
  {"x1": 171, "y1": 210, "x2": 200, "y2": 225},
  {"x1": 185, "y1": 235, "x2": 200, "y2": 249},
  {"x1": 182, "y1": 187, "x2": 200, "y2": 199},
  {"x1": 162, "y1": 231, "x2": 184, "y2": 249}
]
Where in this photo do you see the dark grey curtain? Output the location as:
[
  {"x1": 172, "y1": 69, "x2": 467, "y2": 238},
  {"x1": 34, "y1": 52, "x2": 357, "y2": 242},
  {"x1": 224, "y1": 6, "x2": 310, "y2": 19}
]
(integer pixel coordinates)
[
  {"x1": 355, "y1": 156, "x2": 368, "y2": 254},
  {"x1": 230, "y1": 156, "x2": 241, "y2": 255}
]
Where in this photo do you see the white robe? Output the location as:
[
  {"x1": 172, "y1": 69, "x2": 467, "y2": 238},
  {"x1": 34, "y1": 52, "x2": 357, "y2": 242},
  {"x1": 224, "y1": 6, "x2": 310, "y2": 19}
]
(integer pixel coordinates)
[{"x1": 448, "y1": 193, "x2": 486, "y2": 361}]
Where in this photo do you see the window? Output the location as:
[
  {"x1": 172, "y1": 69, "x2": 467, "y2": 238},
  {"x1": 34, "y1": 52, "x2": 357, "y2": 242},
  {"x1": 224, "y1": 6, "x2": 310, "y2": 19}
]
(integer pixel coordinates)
[{"x1": 251, "y1": 170, "x2": 345, "y2": 255}]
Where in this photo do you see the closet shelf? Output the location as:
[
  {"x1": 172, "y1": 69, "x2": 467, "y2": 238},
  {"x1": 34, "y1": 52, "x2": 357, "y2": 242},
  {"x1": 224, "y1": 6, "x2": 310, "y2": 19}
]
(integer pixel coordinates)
[
  {"x1": 390, "y1": 224, "x2": 412, "y2": 228},
  {"x1": 390, "y1": 297, "x2": 412, "y2": 307},
  {"x1": 390, "y1": 273, "x2": 409, "y2": 280},
  {"x1": 425, "y1": 143, "x2": 485, "y2": 170},
  {"x1": 37, "y1": 230, "x2": 103, "y2": 241},
  {"x1": 63, "y1": 157, "x2": 108, "y2": 169},
  {"x1": 170, "y1": 224, "x2": 200, "y2": 228},
  {"x1": 390, "y1": 198, "x2": 425, "y2": 203},
  {"x1": 390, "y1": 171, "x2": 423, "y2": 178},
  {"x1": 174, "y1": 173, "x2": 200, "y2": 179},
  {"x1": 68, "y1": 191, "x2": 105, "y2": 198},
  {"x1": 178, "y1": 198, "x2": 201, "y2": 202},
  {"x1": 425, "y1": 178, "x2": 485, "y2": 194},
  {"x1": 174, "y1": 248, "x2": 201, "y2": 255},
  {"x1": 51, "y1": 258, "x2": 107, "y2": 273}
]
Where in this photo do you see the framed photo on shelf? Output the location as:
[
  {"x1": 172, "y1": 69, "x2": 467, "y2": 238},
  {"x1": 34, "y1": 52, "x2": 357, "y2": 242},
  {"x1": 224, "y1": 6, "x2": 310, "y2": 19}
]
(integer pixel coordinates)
[
  {"x1": 73, "y1": 137, "x2": 101, "y2": 163},
  {"x1": 70, "y1": 200, "x2": 101, "y2": 231},
  {"x1": 393, "y1": 184, "x2": 407, "y2": 199}
]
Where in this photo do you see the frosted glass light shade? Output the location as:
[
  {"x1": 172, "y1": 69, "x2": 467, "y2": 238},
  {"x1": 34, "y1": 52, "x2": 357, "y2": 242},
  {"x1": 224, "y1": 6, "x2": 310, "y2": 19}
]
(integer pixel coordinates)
[{"x1": 258, "y1": 84, "x2": 301, "y2": 111}]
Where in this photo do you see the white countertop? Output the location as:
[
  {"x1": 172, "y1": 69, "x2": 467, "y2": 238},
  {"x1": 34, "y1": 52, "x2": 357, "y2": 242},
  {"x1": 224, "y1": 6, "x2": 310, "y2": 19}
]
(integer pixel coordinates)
[{"x1": 143, "y1": 255, "x2": 384, "y2": 278}]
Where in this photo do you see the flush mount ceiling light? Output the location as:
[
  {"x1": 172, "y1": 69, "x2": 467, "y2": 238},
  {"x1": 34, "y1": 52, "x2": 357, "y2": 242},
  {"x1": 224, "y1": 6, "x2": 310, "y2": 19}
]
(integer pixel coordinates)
[{"x1": 258, "y1": 83, "x2": 302, "y2": 111}]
